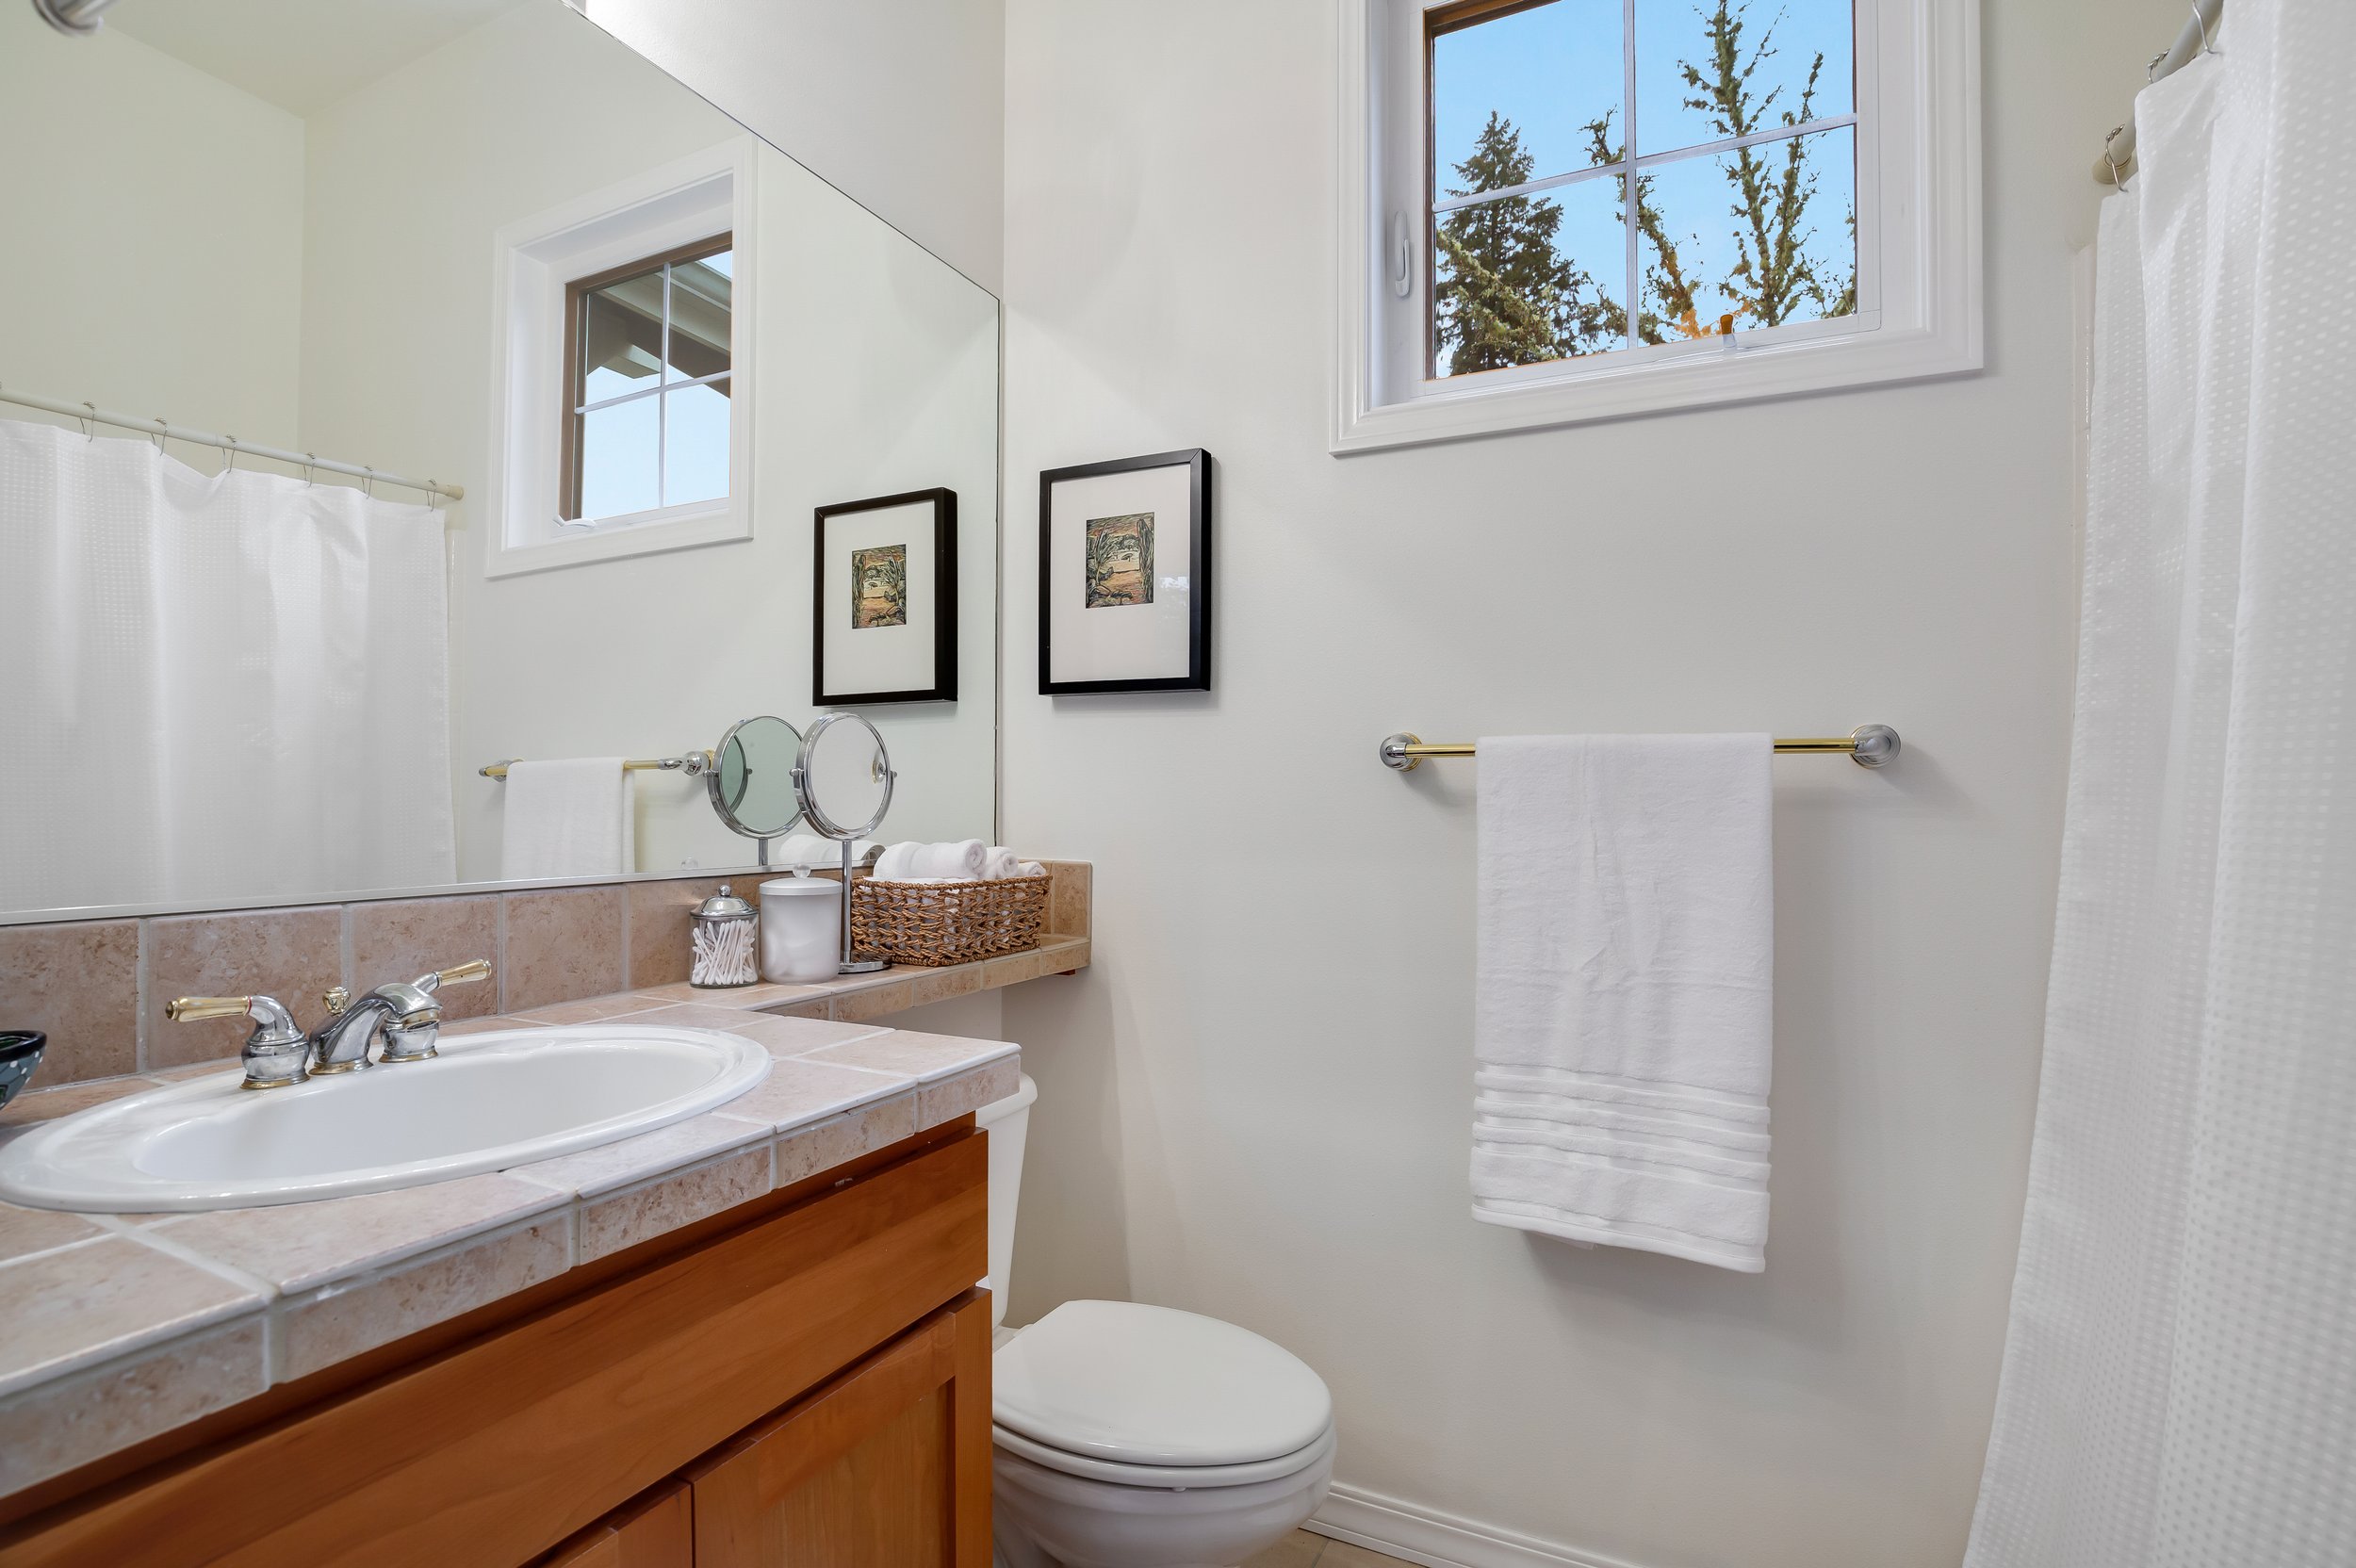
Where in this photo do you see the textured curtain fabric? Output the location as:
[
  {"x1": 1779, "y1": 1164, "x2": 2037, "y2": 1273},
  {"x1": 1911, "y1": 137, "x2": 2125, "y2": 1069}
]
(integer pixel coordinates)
[
  {"x1": 1965, "y1": 4, "x2": 2356, "y2": 1563},
  {"x1": 0, "y1": 420, "x2": 454, "y2": 910}
]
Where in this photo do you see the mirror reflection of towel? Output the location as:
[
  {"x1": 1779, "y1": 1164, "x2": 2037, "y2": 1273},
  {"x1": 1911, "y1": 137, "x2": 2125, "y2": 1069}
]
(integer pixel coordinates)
[{"x1": 502, "y1": 759, "x2": 633, "y2": 879}]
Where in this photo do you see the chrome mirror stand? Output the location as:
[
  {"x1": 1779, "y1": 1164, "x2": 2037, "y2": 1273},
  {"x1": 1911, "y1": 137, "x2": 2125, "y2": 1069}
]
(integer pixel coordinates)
[{"x1": 793, "y1": 712, "x2": 897, "y2": 976}]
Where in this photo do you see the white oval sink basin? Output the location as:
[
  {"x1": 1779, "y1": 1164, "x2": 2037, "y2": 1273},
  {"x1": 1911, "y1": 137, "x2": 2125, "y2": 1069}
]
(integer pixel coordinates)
[{"x1": 0, "y1": 1025, "x2": 771, "y2": 1213}]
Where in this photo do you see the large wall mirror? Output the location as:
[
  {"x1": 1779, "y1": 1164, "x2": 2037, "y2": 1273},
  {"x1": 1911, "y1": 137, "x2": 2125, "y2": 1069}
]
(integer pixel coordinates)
[{"x1": 0, "y1": 0, "x2": 999, "y2": 922}]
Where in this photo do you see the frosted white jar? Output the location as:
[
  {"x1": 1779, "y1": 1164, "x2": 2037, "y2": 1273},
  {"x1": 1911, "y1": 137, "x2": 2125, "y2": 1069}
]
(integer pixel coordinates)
[{"x1": 761, "y1": 875, "x2": 842, "y2": 982}]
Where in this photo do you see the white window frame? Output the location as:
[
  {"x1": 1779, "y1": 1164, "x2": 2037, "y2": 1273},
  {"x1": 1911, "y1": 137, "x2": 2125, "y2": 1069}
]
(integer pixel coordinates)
[
  {"x1": 1334, "y1": 0, "x2": 1980, "y2": 454},
  {"x1": 486, "y1": 139, "x2": 758, "y2": 577}
]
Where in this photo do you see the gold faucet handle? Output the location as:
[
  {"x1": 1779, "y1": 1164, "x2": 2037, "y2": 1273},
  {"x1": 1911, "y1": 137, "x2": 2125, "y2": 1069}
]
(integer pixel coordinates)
[
  {"x1": 322, "y1": 986, "x2": 351, "y2": 1017},
  {"x1": 166, "y1": 995, "x2": 255, "y2": 1023},
  {"x1": 433, "y1": 959, "x2": 492, "y2": 988}
]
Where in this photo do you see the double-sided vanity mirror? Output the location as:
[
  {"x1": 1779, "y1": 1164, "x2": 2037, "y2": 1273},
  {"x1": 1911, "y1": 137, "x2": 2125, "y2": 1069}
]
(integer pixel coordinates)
[
  {"x1": 795, "y1": 712, "x2": 897, "y2": 973},
  {"x1": 0, "y1": 0, "x2": 998, "y2": 922},
  {"x1": 707, "y1": 716, "x2": 807, "y2": 844}
]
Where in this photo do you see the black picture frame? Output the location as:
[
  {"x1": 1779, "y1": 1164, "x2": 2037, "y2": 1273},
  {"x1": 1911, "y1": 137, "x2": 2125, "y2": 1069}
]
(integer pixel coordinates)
[
  {"x1": 1038, "y1": 448, "x2": 1213, "y2": 694},
  {"x1": 813, "y1": 486, "x2": 957, "y2": 705}
]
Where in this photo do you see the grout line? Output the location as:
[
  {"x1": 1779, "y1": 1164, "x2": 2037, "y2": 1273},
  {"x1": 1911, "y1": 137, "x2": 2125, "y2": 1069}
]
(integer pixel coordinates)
[
  {"x1": 123, "y1": 1224, "x2": 280, "y2": 1301},
  {"x1": 495, "y1": 894, "x2": 511, "y2": 1014},
  {"x1": 615, "y1": 884, "x2": 632, "y2": 991},
  {"x1": 134, "y1": 917, "x2": 153, "y2": 1074},
  {"x1": 337, "y1": 904, "x2": 355, "y2": 994},
  {"x1": 0, "y1": 1227, "x2": 121, "y2": 1271}
]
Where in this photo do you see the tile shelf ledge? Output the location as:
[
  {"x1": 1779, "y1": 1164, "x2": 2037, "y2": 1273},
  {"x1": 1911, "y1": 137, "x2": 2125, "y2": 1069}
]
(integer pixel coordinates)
[
  {"x1": 0, "y1": 931, "x2": 1087, "y2": 1502},
  {"x1": 0, "y1": 858, "x2": 1092, "y2": 1086}
]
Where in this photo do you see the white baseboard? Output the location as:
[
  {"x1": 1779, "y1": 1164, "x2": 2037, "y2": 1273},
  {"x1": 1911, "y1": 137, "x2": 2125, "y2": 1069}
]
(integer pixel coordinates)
[{"x1": 1307, "y1": 1482, "x2": 1646, "y2": 1568}]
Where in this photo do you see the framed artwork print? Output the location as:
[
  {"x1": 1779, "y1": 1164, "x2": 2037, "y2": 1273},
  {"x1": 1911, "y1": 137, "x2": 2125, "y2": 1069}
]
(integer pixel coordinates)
[
  {"x1": 814, "y1": 487, "x2": 957, "y2": 705},
  {"x1": 1039, "y1": 449, "x2": 1212, "y2": 694}
]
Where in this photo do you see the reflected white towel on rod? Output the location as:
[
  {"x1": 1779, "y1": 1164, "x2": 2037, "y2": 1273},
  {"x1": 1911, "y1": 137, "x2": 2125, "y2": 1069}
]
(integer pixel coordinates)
[
  {"x1": 1471, "y1": 734, "x2": 1774, "y2": 1272},
  {"x1": 501, "y1": 759, "x2": 633, "y2": 880}
]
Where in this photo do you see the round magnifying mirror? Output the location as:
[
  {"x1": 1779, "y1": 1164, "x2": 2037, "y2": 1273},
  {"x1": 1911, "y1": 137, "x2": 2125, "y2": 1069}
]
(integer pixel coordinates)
[
  {"x1": 706, "y1": 715, "x2": 806, "y2": 840},
  {"x1": 794, "y1": 712, "x2": 894, "y2": 841}
]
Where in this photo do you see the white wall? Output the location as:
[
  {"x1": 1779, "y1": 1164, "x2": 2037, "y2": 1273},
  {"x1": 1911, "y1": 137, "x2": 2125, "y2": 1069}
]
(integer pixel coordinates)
[
  {"x1": 577, "y1": 0, "x2": 1006, "y2": 293},
  {"x1": 294, "y1": 2, "x2": 1000, "y2": 882},
  {"x1": 0, "y1": 3, "x2": 303, "y2": 459},
  {"x1": 992, "y1": 3, "x2": 2180, "y2": 1565}
]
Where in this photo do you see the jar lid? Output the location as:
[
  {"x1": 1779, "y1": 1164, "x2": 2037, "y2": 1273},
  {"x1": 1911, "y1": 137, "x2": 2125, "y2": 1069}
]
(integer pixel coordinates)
[
  {"x1": 694, "y1": 884, "x2": 755, "y2": 920},
  {"x1": 760, "y1": 877, "x2": 838, "y2": 898}
]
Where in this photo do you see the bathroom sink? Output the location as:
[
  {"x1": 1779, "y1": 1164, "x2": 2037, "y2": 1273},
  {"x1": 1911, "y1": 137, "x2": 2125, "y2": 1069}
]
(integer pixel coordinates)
[{"x1": 0, "y1": 1025, "x2": 771, "y2": 1213}]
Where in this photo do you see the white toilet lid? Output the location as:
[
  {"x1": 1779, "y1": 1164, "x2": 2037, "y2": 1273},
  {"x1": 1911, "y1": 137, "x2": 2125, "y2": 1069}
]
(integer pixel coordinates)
[{"x1": 992, "y1": 1299, "x2": 1333, "y2": 1467}]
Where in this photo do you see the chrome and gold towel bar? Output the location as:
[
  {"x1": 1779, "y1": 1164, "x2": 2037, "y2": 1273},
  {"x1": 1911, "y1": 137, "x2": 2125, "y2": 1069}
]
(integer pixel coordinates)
[
  {"x1": 1378, "y1": 725, "x2": 1901, "y2": 772},
  {"x1": 479, "y1": 753, "x2": 713, "y2": 781}
]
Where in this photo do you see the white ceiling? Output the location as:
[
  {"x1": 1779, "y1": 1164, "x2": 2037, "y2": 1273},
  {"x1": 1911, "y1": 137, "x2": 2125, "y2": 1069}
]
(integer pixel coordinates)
[{"x1": 111, "y1": 0, "x2": 533, "y2": 118}]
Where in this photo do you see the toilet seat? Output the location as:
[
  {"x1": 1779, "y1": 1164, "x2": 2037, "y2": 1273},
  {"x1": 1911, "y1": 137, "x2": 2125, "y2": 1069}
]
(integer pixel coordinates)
[
  {"x1": 991, "y1": 1416, "x2": 1336, "y2": 1490},
  {"x1": 993, "y1": 1300, "x2": 1334, "y2": 1480}
]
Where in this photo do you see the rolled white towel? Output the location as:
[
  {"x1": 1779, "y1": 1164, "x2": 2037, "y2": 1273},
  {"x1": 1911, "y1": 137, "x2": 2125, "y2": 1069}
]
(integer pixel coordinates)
[
  {"x1": 982, "y1": 846, "x2": 1022, "y2": 880},
  {"x1": 777, "y1": 834, "x2": 878, "y2": 870},
  {"x1": 1018, "y1": 860, "x2": 1046, "y2": 878},
  {"x1": 914, "y1": 840, "x2": 988, "y2": 879},
  {"x1": 874, "y1": 841, "x2": 922, "y2": 880},
  {"x1": 777, "y1": 834, "x2": 835, "y2": 869}
]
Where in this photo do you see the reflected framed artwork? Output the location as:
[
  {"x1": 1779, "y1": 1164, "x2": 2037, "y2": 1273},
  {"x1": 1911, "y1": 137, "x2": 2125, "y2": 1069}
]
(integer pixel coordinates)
[
  {"x1": 814, "y1": 487, "x2": 957, "y2": 704},
  {"x1": 1039, "y1": 449, "x2": 1212, "y2": 694}
]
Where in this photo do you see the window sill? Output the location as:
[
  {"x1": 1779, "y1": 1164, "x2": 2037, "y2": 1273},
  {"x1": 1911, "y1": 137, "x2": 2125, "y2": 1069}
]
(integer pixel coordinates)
[
  {"x1": 1333, "y1": 313, "x2": 1979, "y2": 455},
  {"x1": 483, "y1": 500, "x2": 747, "y2": 579}
]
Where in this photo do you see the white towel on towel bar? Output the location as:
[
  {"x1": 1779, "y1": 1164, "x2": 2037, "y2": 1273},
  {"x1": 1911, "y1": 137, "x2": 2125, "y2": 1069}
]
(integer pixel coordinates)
[
  {"x1": 1471, "y1": 734, "x2": 1774, "y2": 1272},
  {"x1": 501, "y1": 759, "x2": 634, "y2": 881}
]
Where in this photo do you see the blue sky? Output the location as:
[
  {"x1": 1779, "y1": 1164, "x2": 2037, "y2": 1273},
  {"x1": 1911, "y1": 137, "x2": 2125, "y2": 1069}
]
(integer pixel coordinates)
[{"x1": 1432, "y1": 0, "x2": 1855, "y2": 356}]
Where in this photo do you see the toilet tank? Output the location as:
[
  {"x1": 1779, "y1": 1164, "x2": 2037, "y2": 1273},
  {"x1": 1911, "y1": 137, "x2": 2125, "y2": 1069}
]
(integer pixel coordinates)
[{"x1": 973, "y1": 1072, "x2": 1038, "y2": 1330}]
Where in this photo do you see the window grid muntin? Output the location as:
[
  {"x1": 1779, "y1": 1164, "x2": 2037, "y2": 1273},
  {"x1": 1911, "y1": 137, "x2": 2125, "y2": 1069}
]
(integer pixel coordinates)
[
  {"x1": 562, "y1": 234, "x2": 732, "y2": 524},
  {"x1": 1424, "y1": 0, "x2": 1860, "y2": 373}
]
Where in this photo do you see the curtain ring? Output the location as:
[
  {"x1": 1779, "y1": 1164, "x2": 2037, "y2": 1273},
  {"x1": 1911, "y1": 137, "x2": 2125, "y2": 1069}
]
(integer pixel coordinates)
[
  {"x1": 2148, "y1": 49, "x2": 2168, "y2": 82},
  {"x1": 151, "y1": 419, "x2": 166, "y2": 456},
  {"x1": 303, "y1": 453, "x2": 318, "y2": 486},
  {"x1": 2191, "y1": 3, "x2": 2217, "y2": 57},
  {"x1": 78, "y1": 401, "x2": 97, "y2": 442},
  {"x1": 224, "y1": 439, "x2": 237, "y2": 473},
  {"x1": 2102, "y1": 126, "x2": 2130, "y2": 190},
  {"x1": 361, "y1": 466, "x2": 375, "y2": 499}
]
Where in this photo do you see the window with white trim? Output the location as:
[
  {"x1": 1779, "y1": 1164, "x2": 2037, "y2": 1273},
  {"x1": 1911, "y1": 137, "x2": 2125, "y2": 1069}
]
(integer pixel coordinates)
[
  {"x1": 1338, "y1": 0, "x2": 1979, "y2": 452},
  {"x1": 488, "y1": 141, "x2": 756, "y2": 578}
]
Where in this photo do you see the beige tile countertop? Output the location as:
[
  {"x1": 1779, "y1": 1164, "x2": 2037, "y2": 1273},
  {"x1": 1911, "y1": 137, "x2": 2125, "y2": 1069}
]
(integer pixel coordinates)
[{"x1": 0, "y1": 935, "x2": 1087, "y2": 1500}]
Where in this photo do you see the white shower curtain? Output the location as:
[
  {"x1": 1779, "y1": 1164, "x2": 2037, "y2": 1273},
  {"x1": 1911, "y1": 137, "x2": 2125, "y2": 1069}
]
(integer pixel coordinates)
[
  {"x1": 0, "y1": 419, "x2": 455, "y2": 911},
  {"x1": 1965, "y1": 3, "x2": 2356, "y2": 1563}
]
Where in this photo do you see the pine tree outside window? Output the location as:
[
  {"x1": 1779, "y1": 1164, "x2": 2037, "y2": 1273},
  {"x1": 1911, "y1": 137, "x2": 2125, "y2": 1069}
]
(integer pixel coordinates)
[{"x1": 1336, "y1": 0, "x2": 1980, "y2": 451}]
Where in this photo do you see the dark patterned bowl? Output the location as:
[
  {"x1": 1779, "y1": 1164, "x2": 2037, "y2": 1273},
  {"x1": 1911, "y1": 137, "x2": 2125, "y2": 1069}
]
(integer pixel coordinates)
[{"x1": 0, "y1": 1032, "x2": 45, "y2": 1113}]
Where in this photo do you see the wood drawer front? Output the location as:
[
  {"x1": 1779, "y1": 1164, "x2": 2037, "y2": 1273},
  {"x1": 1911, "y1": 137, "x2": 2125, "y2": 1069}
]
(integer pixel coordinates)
[
  {"x1": 1, "y1": 1131, "x2": 986, "y2": 1568},
  {"x1": 688, "y1": 1294, "x2": 992, "y2": 1568}
]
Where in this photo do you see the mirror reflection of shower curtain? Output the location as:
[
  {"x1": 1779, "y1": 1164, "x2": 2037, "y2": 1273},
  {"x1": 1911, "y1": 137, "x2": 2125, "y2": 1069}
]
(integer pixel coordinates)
[
  {"x1": 1967, "y1": 3, "x2": 2356, "y2": 1562},
  {"x1": 0, "y1": 419, "x2": 455, "y2": 911}
]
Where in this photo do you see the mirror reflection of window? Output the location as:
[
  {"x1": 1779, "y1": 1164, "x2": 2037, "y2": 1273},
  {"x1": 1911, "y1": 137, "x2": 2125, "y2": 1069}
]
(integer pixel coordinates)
[{"x1": 563, "y1": 238, "x2": 733, "y2": 523}]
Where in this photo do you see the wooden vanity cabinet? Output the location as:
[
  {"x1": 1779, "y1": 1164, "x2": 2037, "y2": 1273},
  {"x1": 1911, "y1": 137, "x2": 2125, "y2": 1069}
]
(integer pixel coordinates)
[{"x1": 0, "y1": 1125, "x2": 991, "y2": 1568}]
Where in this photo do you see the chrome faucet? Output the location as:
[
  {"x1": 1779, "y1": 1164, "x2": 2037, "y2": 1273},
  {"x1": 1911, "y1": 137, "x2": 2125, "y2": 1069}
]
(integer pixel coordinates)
[{"x1": 166, "y1": 960, "x2": 492, "y2": 1090}]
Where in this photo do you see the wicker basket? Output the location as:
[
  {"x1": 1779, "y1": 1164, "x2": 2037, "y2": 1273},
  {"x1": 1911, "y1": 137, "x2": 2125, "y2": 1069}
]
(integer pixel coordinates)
[{"x1": 851, "y1": 873, "x2": 1050, "y2": 967}]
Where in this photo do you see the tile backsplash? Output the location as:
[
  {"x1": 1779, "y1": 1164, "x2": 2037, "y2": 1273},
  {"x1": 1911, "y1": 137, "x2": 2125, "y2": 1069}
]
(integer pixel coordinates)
[{"x1": 0, "y1": 863, "x2": 1089, "y2": 1086}]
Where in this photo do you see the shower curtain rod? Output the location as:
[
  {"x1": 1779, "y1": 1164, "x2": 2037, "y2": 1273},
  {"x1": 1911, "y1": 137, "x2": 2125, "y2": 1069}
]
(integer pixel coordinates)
[
  {"x1": 2095, "y1": 0, "x2": 2223, "y2": 185},
  {"x1": 0, "y1": 386, "x2": 465, "y2": 501}
]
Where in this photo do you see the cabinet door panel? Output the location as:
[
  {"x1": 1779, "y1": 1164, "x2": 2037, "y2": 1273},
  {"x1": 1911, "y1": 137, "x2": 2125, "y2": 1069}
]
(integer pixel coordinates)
[
  {"x1": 692, "y1": 1294, "x2": 991, "y2": 1567},
  {"x1": 536, "y1": 1482, "x2": 691, "y2": 1568}
]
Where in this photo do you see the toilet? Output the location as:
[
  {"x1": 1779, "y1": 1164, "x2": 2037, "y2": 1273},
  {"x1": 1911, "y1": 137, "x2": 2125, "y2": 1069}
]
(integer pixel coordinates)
[{"x1": 977, "y1": 1077, "x2": 1335, "y2": 1568}]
